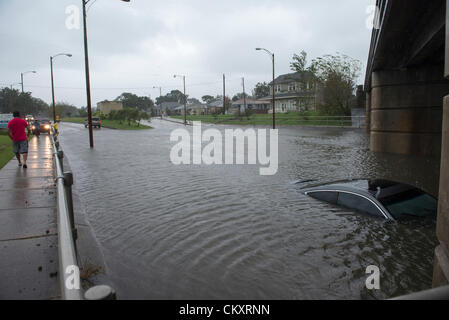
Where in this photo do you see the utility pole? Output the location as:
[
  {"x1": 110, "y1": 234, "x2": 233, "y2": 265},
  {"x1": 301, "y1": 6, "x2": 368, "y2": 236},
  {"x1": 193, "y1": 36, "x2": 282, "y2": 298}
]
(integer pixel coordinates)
[
  {"x1": 81, "y1": 0, "x2": 130, "y2": 148},
  {"x1": 159, "y1": 87, "x2": 162, "y2": 119},
  {"x1": 242, "y1": 77, "x2": 247, "y2": 114},
  {"x1": 183, "y1": 76, "x2": 186, "y2": 125},
  {"x1": 272, "y1": 52, "x2": 275, "y2": 129},
  {"x1": 82, "y1": 0, "x2": 94, "y2": 148},
  {"x1": 223, "y1": 74, "x2": 226, "y2": 115}
]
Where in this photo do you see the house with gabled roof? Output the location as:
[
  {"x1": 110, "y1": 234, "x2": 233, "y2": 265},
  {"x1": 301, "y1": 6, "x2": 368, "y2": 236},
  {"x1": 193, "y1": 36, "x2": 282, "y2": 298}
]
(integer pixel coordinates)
[{"x1": 259, "y1": 71, "x2": 319, "y2": 113}]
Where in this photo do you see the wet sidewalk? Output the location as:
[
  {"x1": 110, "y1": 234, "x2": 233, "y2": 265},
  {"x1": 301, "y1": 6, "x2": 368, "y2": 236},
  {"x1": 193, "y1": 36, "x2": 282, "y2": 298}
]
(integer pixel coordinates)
[{"x1": 0, "y1": 135, "x2": 59, "y2": 299}]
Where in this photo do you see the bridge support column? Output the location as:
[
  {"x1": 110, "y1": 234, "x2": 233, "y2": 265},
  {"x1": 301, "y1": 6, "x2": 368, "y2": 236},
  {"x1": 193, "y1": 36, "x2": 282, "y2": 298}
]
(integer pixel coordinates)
[
  {"x1": 365, "y1": 90, "x2": 371, "y2": 132},
  {"x1": 434, "y1": 95, "x2": 449, "y2": 286},
  {"x1": 433, "y1": 1, "x2": 449, "y2": 287},
  {"x1": 369, "y1": 65, "x2": 446, "y2": 157}
]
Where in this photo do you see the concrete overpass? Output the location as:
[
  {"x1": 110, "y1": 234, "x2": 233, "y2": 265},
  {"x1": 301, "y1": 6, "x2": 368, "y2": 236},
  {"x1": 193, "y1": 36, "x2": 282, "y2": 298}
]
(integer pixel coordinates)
[{"x1": 365, "y1": 0, "x2": 449, "y2": 287}]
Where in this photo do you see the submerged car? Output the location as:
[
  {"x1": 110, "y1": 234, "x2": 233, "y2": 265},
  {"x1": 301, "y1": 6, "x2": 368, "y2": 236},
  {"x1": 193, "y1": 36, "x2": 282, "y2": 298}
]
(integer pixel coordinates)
[{"x1": 301, "y1": 179, "x2": 437, "y2": 221}]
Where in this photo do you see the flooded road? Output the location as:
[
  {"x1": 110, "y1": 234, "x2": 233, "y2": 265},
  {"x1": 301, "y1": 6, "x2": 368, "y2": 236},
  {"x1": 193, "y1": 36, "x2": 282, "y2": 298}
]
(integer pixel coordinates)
[{"x1": 59, "y1": 120, "x2": 439, "y2": 299}]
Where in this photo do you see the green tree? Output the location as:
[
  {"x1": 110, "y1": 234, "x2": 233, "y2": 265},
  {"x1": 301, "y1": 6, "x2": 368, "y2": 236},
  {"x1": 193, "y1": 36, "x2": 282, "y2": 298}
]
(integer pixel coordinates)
[
  {"x1": 156, "y1": 90, "x2": 188, "y2": 105},
  {"x1": 308, "y1": 53, "x2": 362, "y2": 115},
  {"x1": 290, "y1": 50, "x2": 308, "y2": 72},
  {"x1": 78, "y1": 107, "x2": 88, "y2": 118},
  {"x1": 232, "y1": 93, "x2": 247, "y2": 101},
  {"x1": 187, "y1": 97, "x2": 201, "y2": 105},
  {"x1": 115, "y1": 93, "x2": 154, "y2": 112},
  {"x1": 55, "y1": 102, "x2": 79, "y2": 119},
  {"x1": 0, "y1": 87, "x2": 50, "y2": 116},
  {"x1": 201, "y1": 95, "x2": 214, "y2": 104},
  {"x1": 253, "y1": 82, "x2": 270, "y2": 99}
]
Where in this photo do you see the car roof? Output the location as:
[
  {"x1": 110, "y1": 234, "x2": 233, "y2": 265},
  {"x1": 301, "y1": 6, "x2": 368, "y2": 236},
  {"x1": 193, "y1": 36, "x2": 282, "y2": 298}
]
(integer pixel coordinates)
[{"x1": 301, "y1": 179, "x2": 419, "y2": 196}]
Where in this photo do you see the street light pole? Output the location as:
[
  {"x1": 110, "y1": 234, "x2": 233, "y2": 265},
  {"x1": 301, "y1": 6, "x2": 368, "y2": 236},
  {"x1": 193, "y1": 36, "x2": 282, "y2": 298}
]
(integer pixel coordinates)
[
  {"x1": 51, "y1": 53, "x2": 72, "y2": 124},
  {"x1": 255, "y1": 48, "x2": 276, "y2": 129},
  {"x1": 82, "y1": 0, "x2": 130, "y2": 149},
  {"x1": 20, "y1": 70, "x2": 37, "y2": 118}
]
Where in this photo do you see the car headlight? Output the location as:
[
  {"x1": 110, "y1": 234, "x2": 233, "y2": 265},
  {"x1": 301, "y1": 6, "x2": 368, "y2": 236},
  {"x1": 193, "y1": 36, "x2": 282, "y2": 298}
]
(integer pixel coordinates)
[
  {"x1": 44, "y1": 125, "x2": 50, "y2": 129},
  {"x1": 32, "y1": 126, "x2": 36, "y2": 130}
]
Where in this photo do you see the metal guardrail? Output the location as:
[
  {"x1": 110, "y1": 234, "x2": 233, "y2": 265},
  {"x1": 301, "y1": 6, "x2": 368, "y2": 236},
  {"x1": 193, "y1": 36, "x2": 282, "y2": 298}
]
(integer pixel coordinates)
[
  {"x1": 51, "y1": 133, "x2": 82, "y2": 300},
  {"x1": 51, "y1": 132, "x2": 116, "y2": 300}
]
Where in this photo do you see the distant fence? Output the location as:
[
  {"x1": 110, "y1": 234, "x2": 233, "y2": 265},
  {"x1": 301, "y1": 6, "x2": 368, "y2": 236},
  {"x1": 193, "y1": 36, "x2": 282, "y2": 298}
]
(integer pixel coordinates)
[
  {"x1": 168, "y1": 114, "x2": 367, "y2": 128},
  {"x1": 282, "y1": 115, "x2": 367, "y2": 128},
  {"x1": 224, "y1": 115, "x2": 367, "y2": 128}
]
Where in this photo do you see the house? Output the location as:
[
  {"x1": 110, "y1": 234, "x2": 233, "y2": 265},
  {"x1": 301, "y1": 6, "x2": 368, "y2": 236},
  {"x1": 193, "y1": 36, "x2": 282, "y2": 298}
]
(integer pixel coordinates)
[
  {"x1": 173, "y1": 105, "x2": 186, "y2": 116},
  {"x1": 188, "y1": 104, "x2": 207, "y2": 116},
  {"x1": 97, "y1": 101, "x2": 123, "y2": 115},
  {"x1": 206, "y1": 100, "x2": 224, "y2": 114},
  {"x1": 158, "y1": 102, "x2": 184, "y2": 115},
  {"x1": 231, "y1": 99, "x2": 270, "y2": 114},
  {"x1": 260, "y1": 71, "x2": 319, "y2": 113}
]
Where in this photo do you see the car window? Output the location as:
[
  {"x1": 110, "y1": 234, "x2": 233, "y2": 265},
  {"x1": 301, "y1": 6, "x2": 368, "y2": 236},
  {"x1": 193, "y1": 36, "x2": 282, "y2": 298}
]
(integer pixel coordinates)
[
  {"x1": 337, "y1": 192, "x2": 384, "y2": 218},
  {"x1": 378, "y1": 190, "x2": 437, "y2": 219},
  {"x1": 308, "y1": 191, "x2": 338, "y2": 204}
]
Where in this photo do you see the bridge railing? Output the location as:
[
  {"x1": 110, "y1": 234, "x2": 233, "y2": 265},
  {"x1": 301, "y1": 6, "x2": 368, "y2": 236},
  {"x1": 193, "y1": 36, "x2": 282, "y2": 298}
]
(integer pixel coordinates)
[
  {"x1": 51, "y1": 132, "x2": 116, "y2": 300},
  {"x1": 365, "y1": 0, "x2": 391, "y2": 89}
]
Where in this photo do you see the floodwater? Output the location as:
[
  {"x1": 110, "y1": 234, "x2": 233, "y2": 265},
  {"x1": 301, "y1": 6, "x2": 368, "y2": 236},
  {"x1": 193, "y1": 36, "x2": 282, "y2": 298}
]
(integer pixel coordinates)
[{"x1": 58, "y1": 120, "x2": 440, "y2": 299}]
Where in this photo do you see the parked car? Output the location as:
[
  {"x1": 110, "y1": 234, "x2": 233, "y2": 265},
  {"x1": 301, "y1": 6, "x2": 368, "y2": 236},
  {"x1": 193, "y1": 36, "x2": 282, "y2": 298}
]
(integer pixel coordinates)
[
  {"x1": 85, "y1": 117, "x2": 101, "y2": 128},
  {"x1": 301, "y1": 179, "x2": 437, "y2": 221},
  {"x1": 35, "y1": 119, "x2": 52, "y2": 133}
]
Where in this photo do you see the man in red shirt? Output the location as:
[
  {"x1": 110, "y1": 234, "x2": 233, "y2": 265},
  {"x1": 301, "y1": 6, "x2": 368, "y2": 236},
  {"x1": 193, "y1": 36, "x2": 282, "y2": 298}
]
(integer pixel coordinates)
[{"x1": 7, "y1": 111, "x2": 31, "y2": 169}]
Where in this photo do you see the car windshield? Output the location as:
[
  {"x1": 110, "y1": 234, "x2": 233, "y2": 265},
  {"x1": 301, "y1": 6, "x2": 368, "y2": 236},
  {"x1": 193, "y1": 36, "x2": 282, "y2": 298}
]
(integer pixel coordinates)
[{"x1": 377, "y1": 188, "x2": 437, "y2": 219}]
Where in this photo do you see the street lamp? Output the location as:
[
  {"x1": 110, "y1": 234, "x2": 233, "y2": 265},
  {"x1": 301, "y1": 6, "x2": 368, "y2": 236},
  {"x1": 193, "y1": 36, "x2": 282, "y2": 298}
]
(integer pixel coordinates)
[
  {"x1": 51, "y1": 53, "x2": 72, "y2": 124},
  {"x1": 82, "y1": 0, "x2": 131, "y2": 148},
  {"x1": 174, "y1": 75, "x2": 187, "y2": 125},
  {"x1": 153, "y1": 86, "x2": 162, "y2": 119},
  {"x1": 21, "y1": 70, "x2": 37, "y2": 93},
  {"x1": 8, "y1": 83, "x2": 21, "y2": 112},
  {"x1": 20, "y1": 70, "x2": 37, "y2": 118},
  {"x1": 255, "y1": 48, "x2": 276, "y2": 129}
]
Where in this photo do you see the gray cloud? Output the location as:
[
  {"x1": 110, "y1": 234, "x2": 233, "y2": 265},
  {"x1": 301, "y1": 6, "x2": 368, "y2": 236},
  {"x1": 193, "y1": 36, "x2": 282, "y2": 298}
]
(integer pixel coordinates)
[{"x1": 0, "y1": 0, "x2": 375, "y2": 107}]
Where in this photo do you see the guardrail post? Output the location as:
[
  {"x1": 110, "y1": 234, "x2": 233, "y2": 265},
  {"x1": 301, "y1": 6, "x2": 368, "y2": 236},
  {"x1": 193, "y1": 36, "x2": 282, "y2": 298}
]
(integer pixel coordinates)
[
  {"x1": 63, "y1": 171, "x2": 77, "y2": 242},
  {"x1": 84, "y1": 285, "x2": 117, "y2": 300},
  {"x1": 58, "y1": 150, "x2": 64, "y2": 172}
]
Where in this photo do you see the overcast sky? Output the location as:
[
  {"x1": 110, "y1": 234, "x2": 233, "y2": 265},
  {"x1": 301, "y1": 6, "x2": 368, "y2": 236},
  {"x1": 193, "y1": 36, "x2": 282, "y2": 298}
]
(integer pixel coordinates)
[{"x1": 0, "y1": 0, "x2": 375, "y2": 107}]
